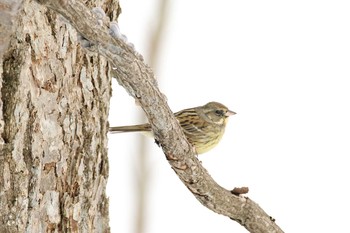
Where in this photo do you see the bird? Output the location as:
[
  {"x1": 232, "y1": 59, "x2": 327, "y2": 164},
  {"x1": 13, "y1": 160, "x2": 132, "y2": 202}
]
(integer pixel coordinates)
[{"x1": 109, "y1": 102, "x2": 236, "y2": 154}]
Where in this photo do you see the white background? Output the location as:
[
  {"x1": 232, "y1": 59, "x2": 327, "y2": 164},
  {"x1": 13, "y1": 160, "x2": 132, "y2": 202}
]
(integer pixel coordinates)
[{"x1": 108, "y1": 1, "x2": 350, "y2": 232}]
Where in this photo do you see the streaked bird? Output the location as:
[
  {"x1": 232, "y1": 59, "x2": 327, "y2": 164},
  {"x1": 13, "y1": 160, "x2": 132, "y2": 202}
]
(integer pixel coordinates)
[{"x1": 109, "y1": 102, "x2": 236, "y2": 154}]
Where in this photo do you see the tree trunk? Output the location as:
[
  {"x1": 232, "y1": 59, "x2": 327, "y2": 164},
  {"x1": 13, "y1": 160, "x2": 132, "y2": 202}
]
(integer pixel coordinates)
[{"x1": 0, "y1": 1, "x2": 119, "y2": 232}]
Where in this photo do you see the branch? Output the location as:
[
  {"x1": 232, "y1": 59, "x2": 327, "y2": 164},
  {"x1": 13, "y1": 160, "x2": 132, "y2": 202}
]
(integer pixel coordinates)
[{"x1": 35, "y1": 0, "x2": 284, "y2": 232}]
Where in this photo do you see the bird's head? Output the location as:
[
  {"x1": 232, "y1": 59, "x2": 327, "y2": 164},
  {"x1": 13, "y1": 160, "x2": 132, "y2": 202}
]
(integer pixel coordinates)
[{"x1": 202, "y1": 102, "x2": 236, "y2": 125}]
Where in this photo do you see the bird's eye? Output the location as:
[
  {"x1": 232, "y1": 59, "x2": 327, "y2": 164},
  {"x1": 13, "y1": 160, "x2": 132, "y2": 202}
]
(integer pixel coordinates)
[{"x1": 215, "y1": 110, "x2": 224, "y2": 116}]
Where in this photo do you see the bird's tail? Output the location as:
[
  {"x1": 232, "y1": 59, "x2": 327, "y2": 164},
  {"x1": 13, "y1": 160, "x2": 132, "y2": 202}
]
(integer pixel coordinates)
[{"x1": 109, "y1": 124, "x2": 151, "y2": 133}]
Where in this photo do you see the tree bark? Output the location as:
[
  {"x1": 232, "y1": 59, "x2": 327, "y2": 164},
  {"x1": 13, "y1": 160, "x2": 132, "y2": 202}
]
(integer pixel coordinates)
[{"x1": 0, "y1": 1, "x2": 119, "y2": 232}]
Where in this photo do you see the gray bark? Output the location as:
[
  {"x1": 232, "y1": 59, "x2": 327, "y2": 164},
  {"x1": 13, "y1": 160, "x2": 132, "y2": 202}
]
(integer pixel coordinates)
[{"x1": 0, "y1": 1, "x2": 119, "y2": 232}]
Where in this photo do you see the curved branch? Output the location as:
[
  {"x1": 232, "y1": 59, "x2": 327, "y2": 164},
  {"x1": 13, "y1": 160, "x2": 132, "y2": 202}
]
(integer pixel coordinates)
[{"x1": 35, "y1": 0, "x2": 284, "y2": 232}]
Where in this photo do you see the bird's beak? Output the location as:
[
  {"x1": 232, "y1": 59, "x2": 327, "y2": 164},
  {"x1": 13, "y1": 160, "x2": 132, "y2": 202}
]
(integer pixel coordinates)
[{"x1": 225, "y1": 110, "x2": 236, "y2": 117}]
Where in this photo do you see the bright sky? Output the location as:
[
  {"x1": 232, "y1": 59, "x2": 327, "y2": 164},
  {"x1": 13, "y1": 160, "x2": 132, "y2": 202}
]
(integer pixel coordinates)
[{"x1": 108, "y1": 1, "x2": 350, "y2": 232}]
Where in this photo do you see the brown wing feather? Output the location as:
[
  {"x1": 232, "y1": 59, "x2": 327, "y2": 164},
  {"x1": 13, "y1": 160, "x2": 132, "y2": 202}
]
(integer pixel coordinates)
[{"x1": 175, "y1": 108, "x2": 224, "y2": 154}]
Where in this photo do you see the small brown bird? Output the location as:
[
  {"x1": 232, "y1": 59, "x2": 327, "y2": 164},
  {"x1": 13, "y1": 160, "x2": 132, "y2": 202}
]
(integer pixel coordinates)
[{"x1": 109, "y1": 102, "x2": 236, "y2": 154}]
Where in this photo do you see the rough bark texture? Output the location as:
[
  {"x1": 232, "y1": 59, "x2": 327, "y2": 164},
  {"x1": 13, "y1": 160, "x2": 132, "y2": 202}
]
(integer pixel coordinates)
[
  {"x1": 0, "y1": 0, "x2": 24, "y2": 58},
  {"x1": 33, "y1": 1, "x2": 284, "y2": 232},
  {"x1": 0, "y1": 0, "x2": 119, "y2": 232}
]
